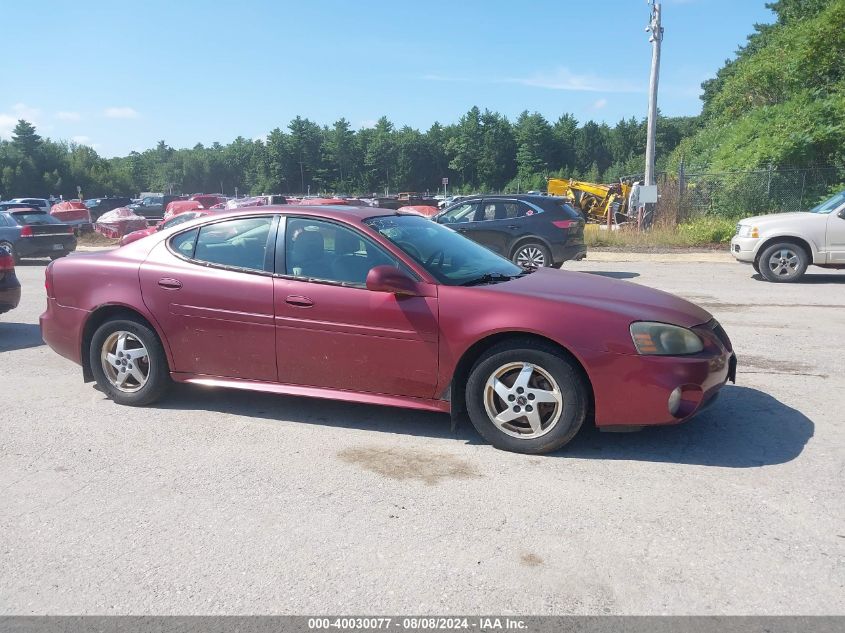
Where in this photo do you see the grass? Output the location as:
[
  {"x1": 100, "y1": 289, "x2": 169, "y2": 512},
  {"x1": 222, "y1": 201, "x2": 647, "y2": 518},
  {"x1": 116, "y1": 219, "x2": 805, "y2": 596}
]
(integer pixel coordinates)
[
  {"x1": 585, "y1": 216, "x2": 738, "y2": 249},
  {"x1": 77, "y1": 231, "x2": 119, "y2": 247}
]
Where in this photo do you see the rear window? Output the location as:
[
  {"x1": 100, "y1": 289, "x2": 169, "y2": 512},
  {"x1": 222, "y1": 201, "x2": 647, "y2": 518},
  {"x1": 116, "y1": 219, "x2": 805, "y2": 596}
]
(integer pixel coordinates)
[
  {"x1": 11, "y1": 211, "x2": 61, "y2": 225},
  {"x1": 552, "y1": 200, "x2": 583, "y2": 220}
]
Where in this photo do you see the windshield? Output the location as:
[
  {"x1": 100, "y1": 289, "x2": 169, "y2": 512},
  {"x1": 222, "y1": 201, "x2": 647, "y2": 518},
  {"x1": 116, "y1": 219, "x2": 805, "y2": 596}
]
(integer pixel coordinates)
[
  {"x1": 810, "y1": 189, "x2": 845, "y2": 214},
  {"x1": 365, "y1": 214, "x2": 523, "y2": 285}
]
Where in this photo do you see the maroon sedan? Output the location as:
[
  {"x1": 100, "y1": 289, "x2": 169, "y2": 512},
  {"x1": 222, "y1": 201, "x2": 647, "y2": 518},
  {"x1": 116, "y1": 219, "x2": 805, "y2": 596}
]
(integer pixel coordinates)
[
  {"x1": 40, "y1": 206, "x2": 735, "y2": 454},
  {"x1": 119, "y1": 210, "x2": 215, "y2": 246}
]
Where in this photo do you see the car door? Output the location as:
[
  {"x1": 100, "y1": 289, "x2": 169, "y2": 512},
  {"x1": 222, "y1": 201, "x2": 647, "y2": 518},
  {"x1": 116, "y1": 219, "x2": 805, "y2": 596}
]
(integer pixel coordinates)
[
  {"x1": 273, "y1": 216, "x2": 439, "y2": 399},
  {"x1": 139, "y1": 215, "x2": 279, "y2": 381},
  {"x1": 827, "y1": 207, "x2": 845, "y2": 263},
  {"x1": 468, "y1": 199, "x2": 528, "y2": 256}
]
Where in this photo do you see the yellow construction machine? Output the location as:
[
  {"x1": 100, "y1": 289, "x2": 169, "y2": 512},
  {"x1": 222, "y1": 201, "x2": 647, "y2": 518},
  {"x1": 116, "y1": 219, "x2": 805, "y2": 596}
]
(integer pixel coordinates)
[{"x1": 548, "y1": 178, "x2": 632, "y2": 224}]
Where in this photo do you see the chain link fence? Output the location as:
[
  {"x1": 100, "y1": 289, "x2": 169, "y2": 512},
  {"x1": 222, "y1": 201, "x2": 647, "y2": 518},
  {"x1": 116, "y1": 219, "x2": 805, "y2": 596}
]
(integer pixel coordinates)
[{"x1": 656, "y1": 165, "x2": 845, "y2": 222}]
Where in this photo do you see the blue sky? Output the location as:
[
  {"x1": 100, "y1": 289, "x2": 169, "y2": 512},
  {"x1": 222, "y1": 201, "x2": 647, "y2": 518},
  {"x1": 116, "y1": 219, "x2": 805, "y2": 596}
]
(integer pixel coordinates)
[{"x1": 1, "y1": 0, "x2": 773, "y2": 157}]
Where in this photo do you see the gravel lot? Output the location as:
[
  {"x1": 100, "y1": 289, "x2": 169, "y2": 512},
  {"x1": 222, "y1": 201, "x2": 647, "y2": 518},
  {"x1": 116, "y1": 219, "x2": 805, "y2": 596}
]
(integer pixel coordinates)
[{"x1": 1, "y1": 256, "x2": 843, "y2": 615}]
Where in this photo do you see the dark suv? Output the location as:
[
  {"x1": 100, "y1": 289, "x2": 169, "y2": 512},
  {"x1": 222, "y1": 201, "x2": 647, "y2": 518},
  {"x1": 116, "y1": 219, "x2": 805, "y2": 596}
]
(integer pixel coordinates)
[{"x1": 433, "y1": 194, "x2": 586, "y2": 268}]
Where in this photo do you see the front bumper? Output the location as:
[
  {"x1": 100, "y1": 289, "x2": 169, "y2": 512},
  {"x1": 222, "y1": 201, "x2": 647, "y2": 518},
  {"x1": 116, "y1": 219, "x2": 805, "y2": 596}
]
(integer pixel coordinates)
[
  {"x1": 581, "y1": 325, "x2": 735, "y2": 428},
  {"x1": 730, "y1": 235, "x2": 759, "y2": 263}
]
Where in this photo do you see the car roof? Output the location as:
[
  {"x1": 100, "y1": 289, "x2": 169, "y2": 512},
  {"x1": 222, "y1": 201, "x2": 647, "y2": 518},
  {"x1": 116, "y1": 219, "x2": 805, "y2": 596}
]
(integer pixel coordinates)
[{"x1": 209, "y1": 204, "x2": 403, "y2": 224}]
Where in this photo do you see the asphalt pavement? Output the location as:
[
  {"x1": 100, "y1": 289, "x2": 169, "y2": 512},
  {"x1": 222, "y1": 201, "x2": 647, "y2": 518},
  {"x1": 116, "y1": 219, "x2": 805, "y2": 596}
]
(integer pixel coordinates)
[{"x1": 0, "y1": 256, "x2": 843, "y2": 614}]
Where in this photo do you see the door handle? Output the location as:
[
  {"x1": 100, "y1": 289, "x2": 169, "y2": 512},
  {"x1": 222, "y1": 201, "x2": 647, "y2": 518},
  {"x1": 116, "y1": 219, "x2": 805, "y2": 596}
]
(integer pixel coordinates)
[
  {"x1": 285, "y1": 295, "x2": 314, "y2": 308},
  {"x1": 507, "y1": 225, "x2": 519, "y2": 229},
  {"x1": 157, "y1": 278, "x2": 182, "y2": 290}
]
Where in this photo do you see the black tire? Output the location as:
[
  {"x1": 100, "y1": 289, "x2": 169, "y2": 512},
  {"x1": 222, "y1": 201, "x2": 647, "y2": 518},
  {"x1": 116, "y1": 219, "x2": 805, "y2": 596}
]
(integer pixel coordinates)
[
  {"x1": 465, "y1": 341, "x2": 588, "y2": 454},
  {"x1": 751, "y1": 259, "x2": 760, "y2": 274},
  {"x1": 89, "y1": 318, "x2": 171, "y2": 406},
  {"x1": 512, "y1": 242, "x2": 552, "y2": 269},
  {"x1": 0, "y1": 241, "x2": 19, "y2": 264},
  {"x1": 758, "y1": 242, "x2": 809, "y2": 283}
]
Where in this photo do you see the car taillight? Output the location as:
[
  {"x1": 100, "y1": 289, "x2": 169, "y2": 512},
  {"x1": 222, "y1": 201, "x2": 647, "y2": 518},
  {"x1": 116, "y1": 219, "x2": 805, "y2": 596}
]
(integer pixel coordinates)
[
  {"x1": 20, "y1": 225, "x2": 34, "y2": 237},
  {"x1": 552, "y1": 220, "x2": 576, "y2": 229},
  {"x1": 0, "y1": 252, "x2": 14, "y2": 272},
  {"x1": 65, "y1": 226, "x2": 75, "y2": 234},
  {"x1": 45, "y1": 262, "x2": 55, "y2": 298}
]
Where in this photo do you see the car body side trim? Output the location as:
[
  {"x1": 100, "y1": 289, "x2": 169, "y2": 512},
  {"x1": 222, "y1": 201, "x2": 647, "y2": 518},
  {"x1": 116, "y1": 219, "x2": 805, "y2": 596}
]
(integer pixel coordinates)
[{"x1": 172, "y1": 372, "x2": 451, "y2": 413}]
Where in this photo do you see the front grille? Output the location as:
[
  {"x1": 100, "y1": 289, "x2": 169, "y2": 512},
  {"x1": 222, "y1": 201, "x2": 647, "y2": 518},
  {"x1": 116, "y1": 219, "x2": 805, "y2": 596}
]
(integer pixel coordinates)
[{"x1": 735, "y1": 223, "x2": 742, "y2": 235}]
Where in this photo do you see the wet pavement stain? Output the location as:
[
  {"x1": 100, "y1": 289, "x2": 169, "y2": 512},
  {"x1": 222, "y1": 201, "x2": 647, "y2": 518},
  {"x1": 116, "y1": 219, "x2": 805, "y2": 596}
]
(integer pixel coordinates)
[
  {"x1": 337, "y1": 446, "x2": 482, "y2": 485},
  {"x1": 520, "y1": 553, "x2": 544, "y2": 567},
  {"x1": 739, "y1": 354, "x2": 826, "y2": 378}
]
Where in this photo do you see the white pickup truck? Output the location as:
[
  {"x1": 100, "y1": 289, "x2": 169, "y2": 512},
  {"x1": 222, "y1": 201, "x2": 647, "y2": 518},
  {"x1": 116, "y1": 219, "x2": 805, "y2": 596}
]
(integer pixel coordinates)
[{"x1": 730, "y1": 189, "x2": 845, "y2": 282}]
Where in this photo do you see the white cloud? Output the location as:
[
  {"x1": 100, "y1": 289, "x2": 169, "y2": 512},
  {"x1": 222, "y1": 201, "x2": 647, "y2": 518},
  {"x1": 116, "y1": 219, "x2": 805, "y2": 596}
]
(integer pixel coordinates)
[
  {"x1": 71, "y1": 135, "x2": 91, "y2": 144},
  {"x1": 11, "y1": 102, "x2": 40, "y2": 120},
  {"x1": 104, "y1": 106, "x2": 139, "y2": 119},
  {"x1": 592, "y1": 98, "x2": 608, "y2": 110},
  {"x1": 0, "y1": 114, "x2": 17, "y2": 139},
  {"x1": 424, "y1": 68, "x2": 642, "y2": 93},
  {"x1": 57, "y1": 111, "x2": 81, "y2": 121}
]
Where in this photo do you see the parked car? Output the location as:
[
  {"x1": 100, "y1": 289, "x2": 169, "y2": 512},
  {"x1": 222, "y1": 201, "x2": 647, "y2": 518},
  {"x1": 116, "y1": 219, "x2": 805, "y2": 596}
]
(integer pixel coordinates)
[
  {"x1": 0, "y1": 244, "x2": 21, "y2": 315},
  {"x1": 7, "y1": 197, "x2": 51, "y2": 213},
  {"x1": 0, "y1": 208, "x2": 77, "y2": 262},
  {"x1": 85, "y1": 197, "x2": 134, "y2": 220},
  {"x1": 119, "y1": 210, "x2": 215, "y2": 246},
  {"x1": 40, "y1": 206, "x2": 734, "y2": 455},
  {"x1": 188, "y1": 194, "x2": 229, "y2": 209},
  {"x1": 434, "y1": 194, "x2": 586, "y2": 268},
  {"x1": 731, "y1": 188, "x2": 845, "y2": 282},
  {"x1": 128, "y1": 195, "x2": 186, "y2": 219},
  {"x1": 50, "y1": 201, "x2": 93, "y2": 233}
]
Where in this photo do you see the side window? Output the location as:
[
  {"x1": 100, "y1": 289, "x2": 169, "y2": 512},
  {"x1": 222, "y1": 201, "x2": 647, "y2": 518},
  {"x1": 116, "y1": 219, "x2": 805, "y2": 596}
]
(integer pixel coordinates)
[
  {"x1": 169, "y1": 228, "x2": 199, "y2": 258},
  {"x1": 284, "y1": 218, "x2": 401, "y2": 286},
  {"x1": 0, "y1": 215, "x2": 7, "y2": 226},
  {"x1": 192, "y1": 217, "x2": 273, "y2": 271},
  {"x1": 440, "y1": 202, "x2": 480, "y2": 224},
  {"x1": 518, "y1": 201, "x2": 540, "y2": 217}
]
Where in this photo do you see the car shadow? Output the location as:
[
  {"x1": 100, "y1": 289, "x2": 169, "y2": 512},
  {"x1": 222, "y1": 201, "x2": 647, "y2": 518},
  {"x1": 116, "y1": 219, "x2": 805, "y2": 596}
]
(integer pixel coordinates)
[
  {"x1": 752, "y1": 272, "x2": 845, "y2": 284},
  {"x1": 151, "y1": 384, "x2": 810, "y2": 467},
  {"x1": 0, "y1": 322, "x2": 44, "y2": 351},
  {"x1": 564, "y1": 386, "x2": 812, "y2": 467},
  {"x1": 584, "y1": 271, "x2": 640, "y2": 279}
]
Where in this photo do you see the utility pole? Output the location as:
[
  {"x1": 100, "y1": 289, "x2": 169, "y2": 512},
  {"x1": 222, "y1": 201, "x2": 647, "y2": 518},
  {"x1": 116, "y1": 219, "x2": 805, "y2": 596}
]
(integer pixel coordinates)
[{"x1": 644, "y1": 1, "x2": 663, "y2": 188}]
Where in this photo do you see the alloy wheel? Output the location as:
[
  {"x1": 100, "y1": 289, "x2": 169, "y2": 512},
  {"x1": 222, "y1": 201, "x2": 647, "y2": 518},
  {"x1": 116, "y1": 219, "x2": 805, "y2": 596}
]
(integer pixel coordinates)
[
  {"x1": 100, "y1": 331, "x2": 150, "y2": 393},
  {"x1": 767, "y1": 247, "x2": 801, "y2": 279},
  {"x1": 516, "y1": 246, "x2": 546, "y2": 268},
  {"x1": 483, "y1": 362, "x2": 563, "y2": 439}
]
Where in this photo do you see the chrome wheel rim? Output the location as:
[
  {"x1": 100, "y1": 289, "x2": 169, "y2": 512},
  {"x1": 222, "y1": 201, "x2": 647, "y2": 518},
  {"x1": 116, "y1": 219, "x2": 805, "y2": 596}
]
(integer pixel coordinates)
[
  {"x1": 516, "y1": 246, "x2": 545, "y2": 268},
  {"x1": 100, "y1": 331, "x2": 150, "y2": 393},
  {"x1": 483, "y1": 362, "x2": 563, "y2": 439},
  {"x1": 767, "y1": 248, "x2": 801, "y2": 278}
]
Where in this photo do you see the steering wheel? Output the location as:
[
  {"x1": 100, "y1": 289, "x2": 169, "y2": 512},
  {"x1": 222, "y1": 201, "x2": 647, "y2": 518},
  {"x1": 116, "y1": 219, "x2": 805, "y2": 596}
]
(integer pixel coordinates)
[
  {"x1": 425, "y1": 249, "x2": 445, "y2": 268},
  {"x1": 395, "y1": 241, "x2": 423, "y2": 262}
]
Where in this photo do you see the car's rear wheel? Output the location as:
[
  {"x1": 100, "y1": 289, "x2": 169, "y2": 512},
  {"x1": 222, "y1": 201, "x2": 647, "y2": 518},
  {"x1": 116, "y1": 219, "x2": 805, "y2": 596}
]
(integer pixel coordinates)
[
  {"x1": 759, "y1": 242, "x2": 808, "y2": 283},
  {"x1": 465, "y1": 342, "x2": 588, "y2": 454},
  {"x1": 90, "y1": 318, "x2": 170, "y2": 406},
  {"x1": 0, "y1": 241, "x2": 19, "y2": 264},
  {"x1": 512, "y1": 242, "x2": 551, "y2": 269}
]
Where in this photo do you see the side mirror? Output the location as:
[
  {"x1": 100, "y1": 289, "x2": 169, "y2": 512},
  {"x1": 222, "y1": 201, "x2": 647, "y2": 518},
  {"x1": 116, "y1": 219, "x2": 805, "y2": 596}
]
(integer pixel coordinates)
[
  {"x1": 366, "y1": 265, "x2": 419, "y2": 296},
  {"x1": 838, "y1": 208, "x2": 845, "y2": 219}
]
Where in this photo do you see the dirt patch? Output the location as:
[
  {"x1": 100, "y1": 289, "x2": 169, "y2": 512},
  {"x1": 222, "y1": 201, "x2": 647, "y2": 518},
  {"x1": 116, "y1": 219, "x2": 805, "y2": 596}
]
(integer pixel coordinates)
[
  {"x1": 77, "y1": 232, "x2": 119, "y2": 247},
  {"x1": 520, "y1": 553, "x2": 544, "y2": 567},
  {"x1": 337, "y1": 446, "x2": 482, "y2": 486},
  {"x1": 739, "y1": 354, "x2": 826, "y2": 378}
]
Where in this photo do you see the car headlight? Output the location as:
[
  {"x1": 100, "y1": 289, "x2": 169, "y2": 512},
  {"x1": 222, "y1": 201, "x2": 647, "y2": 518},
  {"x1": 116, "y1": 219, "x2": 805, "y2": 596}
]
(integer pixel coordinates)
[
  {"x1": 737, "y1": 224, "x2": 759, "y2": 238},
  {"x1": 630, "y1": 322, "x2": 704, "y2": 356}
]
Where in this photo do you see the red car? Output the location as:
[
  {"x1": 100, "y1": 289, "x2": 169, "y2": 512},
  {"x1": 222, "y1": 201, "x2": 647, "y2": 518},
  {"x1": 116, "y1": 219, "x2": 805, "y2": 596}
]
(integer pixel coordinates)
[
  {"x1": 119, "y1": 210, "x2": 215, "y2": 246},
  {"x1": 40, "y1": 206, "x2": 735, "y2": 454}
]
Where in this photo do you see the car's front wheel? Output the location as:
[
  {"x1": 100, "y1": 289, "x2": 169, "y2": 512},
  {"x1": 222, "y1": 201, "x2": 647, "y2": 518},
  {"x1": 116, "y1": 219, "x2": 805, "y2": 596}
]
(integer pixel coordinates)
[
  {"x1": 512, "y1": 242, "x2": 551, "y2": 269},
  {"x1": 465, "y1": 342, "x2": 588, "y2": 454},
  {"x1": 758, "y1": 242, "x2": 809, "y2": 282},
  {"x1": 0, "y1": 241, "x2": 19, "y2": 264},
  {"x1": 90, "y1": 318, "x2": 170, "y2": 406}
]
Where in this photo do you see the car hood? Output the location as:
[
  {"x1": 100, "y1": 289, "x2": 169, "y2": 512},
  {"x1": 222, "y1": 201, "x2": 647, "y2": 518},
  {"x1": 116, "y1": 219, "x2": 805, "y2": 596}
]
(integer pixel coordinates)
[
  {"x1": 739, "y1": 211, "x2": 825, "y2": 226},
  {"x1": 485, "y1": 268, "x2": 712, "y2": 328}
]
